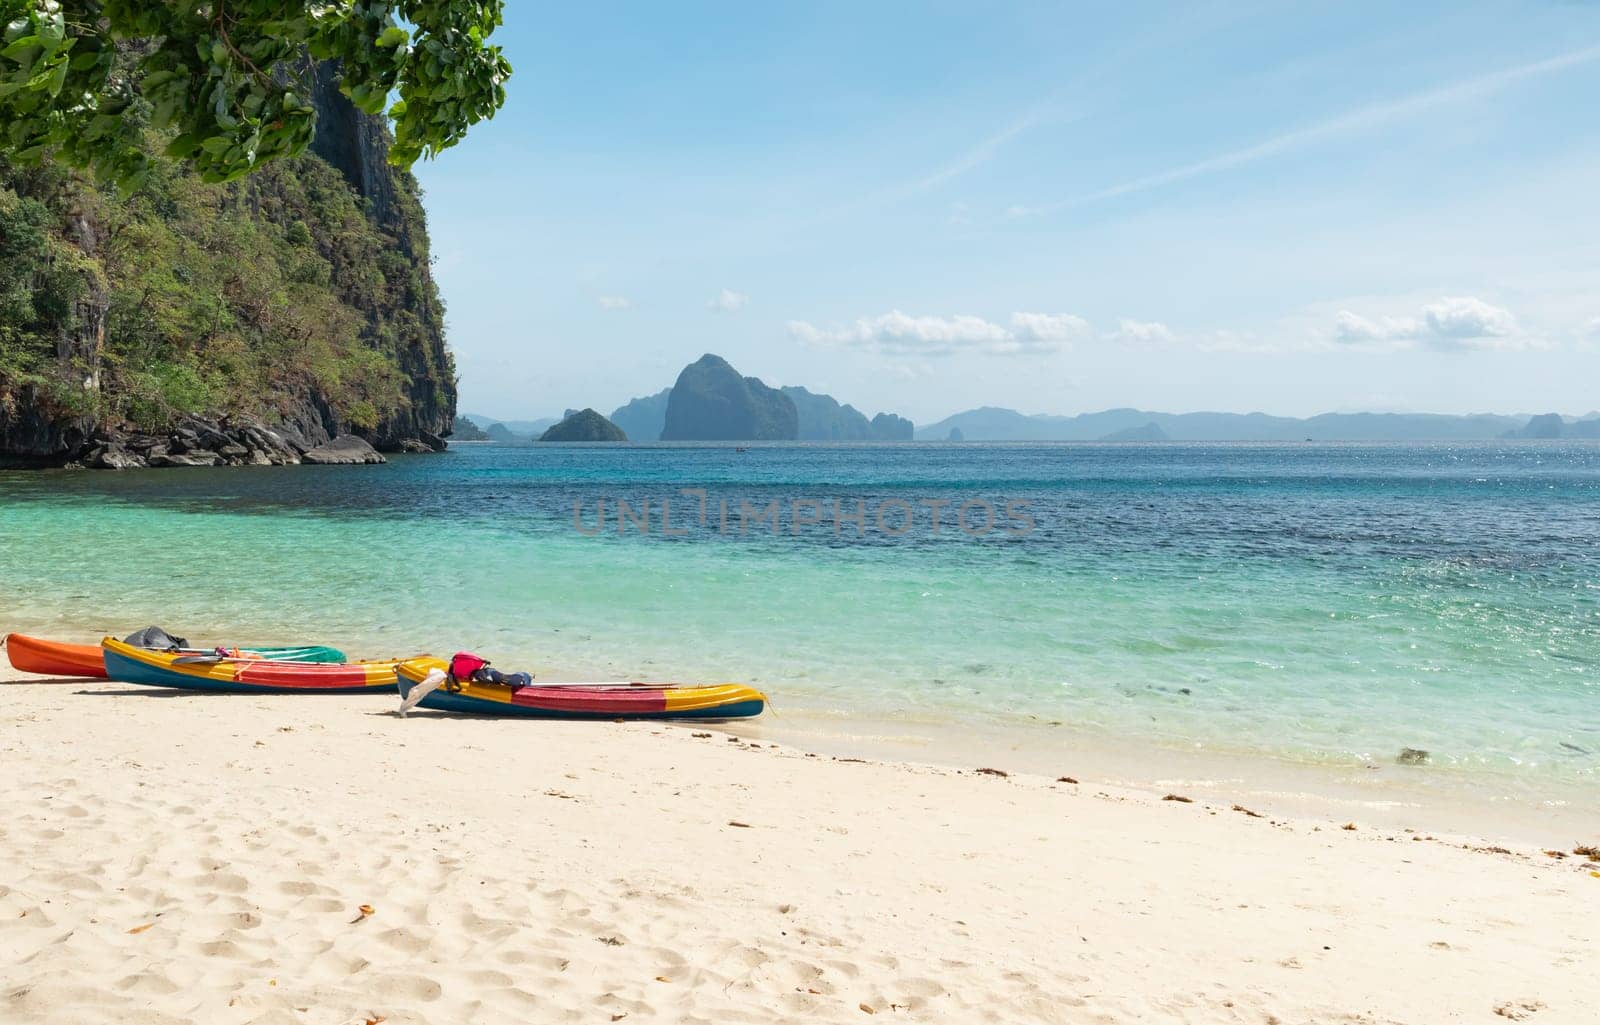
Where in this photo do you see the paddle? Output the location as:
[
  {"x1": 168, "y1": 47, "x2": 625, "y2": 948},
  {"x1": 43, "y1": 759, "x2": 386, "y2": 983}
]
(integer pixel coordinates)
[{"x1": 462, "y1": 679, "x2": 659, "y2": 689}]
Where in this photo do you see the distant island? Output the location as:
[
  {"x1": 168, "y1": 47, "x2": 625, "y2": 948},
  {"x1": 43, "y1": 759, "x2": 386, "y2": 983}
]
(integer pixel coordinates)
[
  {"x1": 470, "y1": 355, "x2": 916, "y2": 444},
  {"x1": 604, "y1": 356, "x2": 917, "y2": 442},
  {"x1": 662, "y1": 355, "x2": 797, "y2": 441},
  {"x1": 450, "y1": 418, "x2": 490, "y2": 441},
  {"x1": 916, "y1": 407, "x2": 1600, "y2": 442},
  {"x1": 457, "y1": 415, "x2": 560, "y2": 444},
  {"x1": 610, "y1": 389, "x2": 673, "y2": 443},
  {"x1": 781, "y1": 387, "x2": 914, "y2": 441},
  {"x1": 467, "y1": 379, "x2": 1599, "y2": 447},
  {"x1": 538, "y1": 409, "x2": 627, "y2": 442}
]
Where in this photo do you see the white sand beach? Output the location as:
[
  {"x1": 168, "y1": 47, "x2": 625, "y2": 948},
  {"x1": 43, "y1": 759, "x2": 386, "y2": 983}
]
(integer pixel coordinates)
[{"x1": 1, "y1": 663, "x2": 1596, "y2": 1025}]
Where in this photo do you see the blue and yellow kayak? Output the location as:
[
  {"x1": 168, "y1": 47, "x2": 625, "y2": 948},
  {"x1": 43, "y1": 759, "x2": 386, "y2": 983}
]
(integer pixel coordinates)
[
  {"x1": 395, "y1": 657, "x2": 766, "y2": 720},
  {"x1": 102, "y1": 637, "x2": 408, "y2": 694}
]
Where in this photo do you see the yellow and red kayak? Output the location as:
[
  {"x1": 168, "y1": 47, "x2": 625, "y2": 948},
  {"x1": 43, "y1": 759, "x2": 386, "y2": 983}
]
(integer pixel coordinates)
[
  {"x1": 4, "y1": 633, "x2": 346, "y2": 680},
  {"x1": 100, "y1": 638, "x2": 405, "y2": 693},
  {"x1": 395, "y1": 657, "x2": 766, "y2": 720}
]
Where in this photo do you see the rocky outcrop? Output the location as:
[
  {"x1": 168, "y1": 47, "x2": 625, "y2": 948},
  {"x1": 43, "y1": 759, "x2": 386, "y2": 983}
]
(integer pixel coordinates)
[
  {"x1": 450, "y1": 417, "x2": 490, "y2": 441},
  {"x1": 782, "y1": 386, "x2": 874, "y2": 441},
  {"x1": 0, "y1": 59, "x2": 454, "y2": 469},
  {"x1": 610, "y1": 388, "x2": 672, "y2": 442},
  {"x1": 620, "y1": 382, "x2": 906, "y2": 443},
  {"x1": 310, "y1": 62, "x2": 399, "y2": 232},
  {"x1": 302, "y1": 435, "x2": 387, "y2": 465},
  {"x1": 305, "y1": 60, "x2": 454, "y2": 453},
  {"x1": 81, "y1": 415, "x2": 310, "y2": 471},
  {"x1": 660, "y1": 355, "x2": 797, "y2": 442},
  {"x1": 869, "y1": 412, "x2": 914, "y2": 441},
  {"x1": 1508, "y1": 413, "x2": 1565, "y2": 439},
  {"x1": 538, "y1": 409, "x2": 627, "y2": 442}
]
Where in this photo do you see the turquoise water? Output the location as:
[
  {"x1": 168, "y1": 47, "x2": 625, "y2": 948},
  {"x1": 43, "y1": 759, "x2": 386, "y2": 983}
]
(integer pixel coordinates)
[{"x1": 2, "y1": 442, "x2": 1597, "y2": 795}]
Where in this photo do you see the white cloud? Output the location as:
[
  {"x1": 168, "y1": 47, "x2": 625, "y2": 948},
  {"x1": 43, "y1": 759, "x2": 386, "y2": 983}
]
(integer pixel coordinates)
[
  {"x1": 708, "y1": 288, "x2": 749, "y2": 312},
  {"x1": 789, "y1": 310, "x2": 1089, "y2": 357},
  {"x1": 1010, "y1": 312, "x2": 1093, "y2": 343},
  {"x1": 1108, "y1": 319, "x2": 1176, "y2": 345},
  {"x1": 597, "y1": 296, "x2": 633, "y2": 311},
  {"x1": 1421, "y1": 296, "x2": 1516, "y2": 340},
  {"x1": 1333, "y1": 310, "x2": 1413, "y2": 343},
  {"x1": 1332, "y1": 296, "x2": 1530, "y2": 350}
]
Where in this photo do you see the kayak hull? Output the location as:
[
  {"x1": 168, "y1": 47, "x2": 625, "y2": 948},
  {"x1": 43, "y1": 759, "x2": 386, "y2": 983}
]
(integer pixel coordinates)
[
  {"x1": 396, "y1": 658, "x2": 765, "y2": 720},
  {"x1": 4, "y1": 634, "x2": 108, "y2": 678},
  {"x1": 101, "y1": 638, "x2": 404, "y2": 694},
  {"x1": 4, "y1": 634, "x2": 346, "y2": 680}
]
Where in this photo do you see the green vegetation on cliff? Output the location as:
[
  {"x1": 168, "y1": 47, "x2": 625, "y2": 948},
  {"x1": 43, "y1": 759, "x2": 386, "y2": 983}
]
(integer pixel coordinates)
[{"x1": 0, "y1": 86, "x2": 456, "y2": 462}]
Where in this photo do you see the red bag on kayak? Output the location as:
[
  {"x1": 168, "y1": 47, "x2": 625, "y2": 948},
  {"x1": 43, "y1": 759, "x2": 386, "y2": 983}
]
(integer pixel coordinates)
[{"x1": 449, "y1": 651, "x2": 489, "y2": 682}]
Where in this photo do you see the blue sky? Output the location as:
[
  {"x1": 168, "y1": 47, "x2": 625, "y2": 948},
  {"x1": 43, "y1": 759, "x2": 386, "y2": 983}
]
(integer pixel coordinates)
[{"x1": 415, "y1": 2, "x2": 1600, "y2": 423}]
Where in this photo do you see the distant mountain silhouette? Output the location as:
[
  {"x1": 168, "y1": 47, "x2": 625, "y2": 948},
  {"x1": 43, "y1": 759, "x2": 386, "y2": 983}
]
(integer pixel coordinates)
[
  {"x1": 612, "y1": 380, "x2": 913, "y2": 442},
  {"x1": 870, "y1": 412, "x2": 913, "y2": 441},
  {"x1": 915, "y1": 406, "x2": 1536, "y2": 441},
  {"x1": 661, "y1": 355, "x2": 798, "y2": 441},
  {"x1": 610, "y1": 388, "x2": 673, "y2": 442},
  {"x1": 782, "y1": 387, "x2": 912, "y2": 441},
  {"x1": 1501, "y1": 413, "x2": 1600, "y2": 440},
  {"x1": 1099, "y1": 421, "x2": 1169, "y2": 442},
  {"x1": 450, "y1": 416, "x2": 491, "y2": 441},
  {"x1": 461, "y1": 413, "x2": 558, "y2": 442}
]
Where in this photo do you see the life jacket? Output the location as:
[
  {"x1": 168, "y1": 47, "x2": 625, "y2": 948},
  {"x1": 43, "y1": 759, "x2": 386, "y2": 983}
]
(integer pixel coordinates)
[
  {"x1": 449, "y1": 651, "x2": 489, "y2": 684},
  {"x1": 445, "y1": 651, "x2": 530, "y2": 691}
]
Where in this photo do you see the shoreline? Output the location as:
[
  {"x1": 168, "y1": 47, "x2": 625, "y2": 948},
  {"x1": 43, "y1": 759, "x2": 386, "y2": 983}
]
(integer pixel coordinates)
[
  {"x1": 739, "y1": 706, "x2": 1600, "y2": 849},
  {"x1": 4, "y1": 638, "x2": 1594, "y2": 849},
  {"x1": 2, "y1": 663, "x2": 1596, "y2": 1023}
]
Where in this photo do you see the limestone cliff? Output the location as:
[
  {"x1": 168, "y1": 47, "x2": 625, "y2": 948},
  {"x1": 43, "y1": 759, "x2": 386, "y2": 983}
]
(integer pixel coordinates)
[
  {"x1": 0, "y1": 61, "x2": 455, "y2": 467},
  {"x1": 660, "y1": 355, "x2": 797, "y2": 442}
]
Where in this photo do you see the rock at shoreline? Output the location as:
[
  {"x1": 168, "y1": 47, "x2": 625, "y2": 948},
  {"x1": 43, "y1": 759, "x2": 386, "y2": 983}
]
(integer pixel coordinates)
[
  {"x1": 1397, "y1": 747, "x2": 1431, "y2": 766},
  {"x1": 78, "y1": 415, "x2": 308, "y2": 471},
  {"x1": 539, "y1": 409, "x2": 628, "y2": 442},
  {"x1": 149, "y1": 451, "x2": 221, "y2": 468},
  {"x1": 302, "y1": 435, "x2": 387, "y2": 465}
]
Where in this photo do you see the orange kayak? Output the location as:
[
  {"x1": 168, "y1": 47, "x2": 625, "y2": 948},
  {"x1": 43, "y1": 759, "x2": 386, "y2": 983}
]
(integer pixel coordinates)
[
  {"x1": 2, "y1": 634, "x2": 109, "y2": 678},
  {"x1": 3, "y1": 634, "x2": 347, "y2": 679}
]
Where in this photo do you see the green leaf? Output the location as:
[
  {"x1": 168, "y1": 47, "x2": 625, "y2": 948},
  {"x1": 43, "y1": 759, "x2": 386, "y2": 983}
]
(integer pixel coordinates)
[
  {"x1": 2, "y1": 36, "x2": 39, "y2": 62},
  {"x1": 36, "y1": 16, "x2": 64, "y2": 52},
  {"x1": 165, "y1": 133, "x2": 201, "y2": 157}
]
